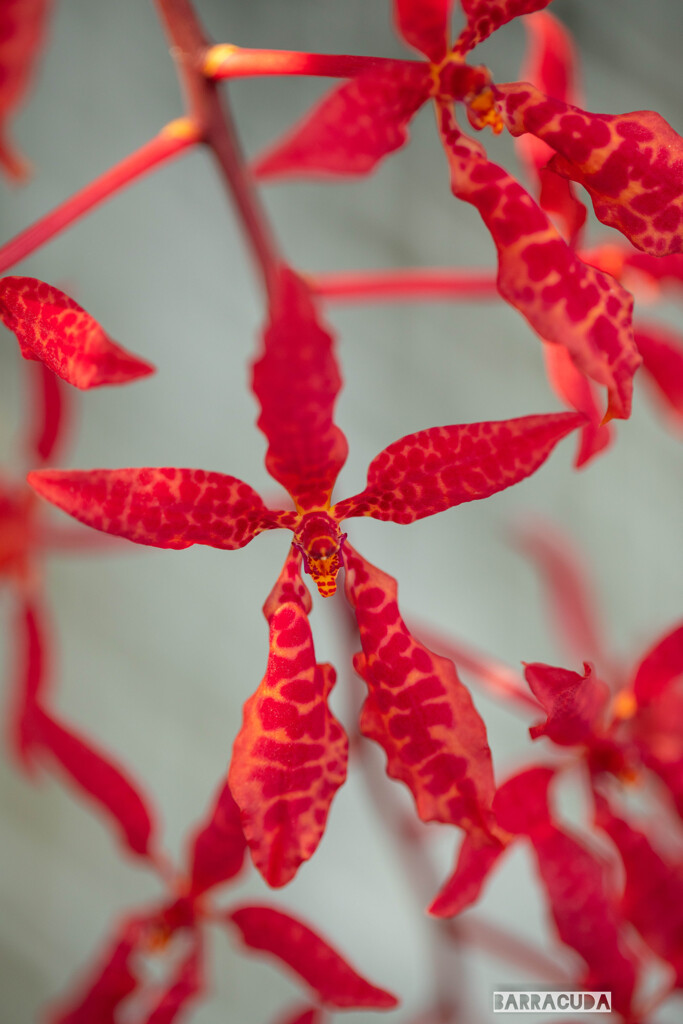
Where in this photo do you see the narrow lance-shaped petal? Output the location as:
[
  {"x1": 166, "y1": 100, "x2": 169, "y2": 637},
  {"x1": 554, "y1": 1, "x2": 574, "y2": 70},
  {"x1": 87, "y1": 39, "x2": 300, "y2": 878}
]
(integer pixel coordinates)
[
  {"x1": 344, "y1": 544, "x2": 497, "y2": 834},
  {"x1": 542, "y1": 343, "x2": 612, "y2": 468},
  {"x1": 227, "y1": 905, "x2": 398, "y2": 1009},
  {"x1": 394, "y1": 0, "x2": 452, "y2": 63},
  {"x1": 632, "y1": 622, "x2": 683, "y2": 706},
  {"x1": 8, "y1": 597, "x2": 49, "y2": 772},
  {"x1": 186, "y1": 779, "x2": 248, "y2": 896},
  {"x1": 144, "y1": 938, "x2": 204, "y2": 1024},
  {"x1": 28, "y1": 360, "x2": 68, "y2": 463},
  {"x1": 634, "y1": 322, "x2": 683, "y2": 430},
  {"x1": 517, "y1": 11, "x2": 586, "y2": 245},
  {"x1": 27, "y1": 466, "x2": 281, "y2": 550},
  {"x1": 495, "y1": 82, "x2": 683, "y2": 256},
  {"x1": 0, "y1": 0, "x2": 51, "y2": 180},
  {"x1": 30, "y1": 707, "x2": 157, "y2": 859},
  {"x1": 524, "y1": 662, "x2": 610, "y2": 746},
  {"x1": 229, "y1": 548, "x2": 348, "y2": 887},
  {"x1": 0, "y1": 278, "x2": 155, "y2": 388},
  {"x1": 252, "y1": 63, "x2": 431, "y2": 180},
  {"x1": 334, "y1": 411, "x2": 583, "y2": 524},
  {"x1": 252, "y1": 268, "x2": 348, "y2": 510},
  {"x1": 438, "y1": 105, "x2": 639, "y2": 420},
  {"x1": 429, "y1": 830, "x2": 509, "y2": 917},
  {"x1": 454, "y1": 0, "x2": 553, "y2": 56}
]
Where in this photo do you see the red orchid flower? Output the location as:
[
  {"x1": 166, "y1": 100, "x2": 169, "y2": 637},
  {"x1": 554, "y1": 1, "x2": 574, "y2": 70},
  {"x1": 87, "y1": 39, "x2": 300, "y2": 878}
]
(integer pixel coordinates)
[
  {"x1": 26, "y1": 265, "x2": 582, "y2": 887},
  {"x1": 46, "y1": 751, "x2": 397, "y2": 1023},
  {"x1": 227, "y1": 2, "x2": 655, "y2": 420},
  {"x1": 0, "y1": 0, "x2": 52, "y2": 181}
]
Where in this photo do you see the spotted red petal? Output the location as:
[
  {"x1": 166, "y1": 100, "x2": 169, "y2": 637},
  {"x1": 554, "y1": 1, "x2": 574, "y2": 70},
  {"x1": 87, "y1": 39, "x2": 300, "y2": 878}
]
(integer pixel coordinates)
[
  {"x1": 632, "y1": 622, "x2": 683, "y2": 706},
  {"x1": 252, "y1": 63, "x2": 431, "y2": 179},
  {"x1": 514, "y1": 522, "x2": 605, "y2": 664},
  {"x1": 455, "y1": 0, "x2": 553, "y2": 55},
  {"x1": 394, "y1": 0, "x2": 452, "y2": 62},
  {"x1": 27, "y1": 466, "x2": 281, "y2": 550},
  {"x1": 229, "y1": 548, "x2": 348, "y2": 887},
  {"x1": 31, "y1": 707, "x2": 157, "y2": 858},
  {"x1": 495, "y1": 83, "x2": 683, "y2": 256},
  {"x1": 542, "y1": 343, "x2": 612, "y2": 468},
  {"x1": 8, "y1": 597, "x2": 49, "y2": 772},
  {"x1": 496, "y1": 768, "x2": 638, "y2": 1014},
  {"x1": 0, "y1": 277, "x2": 155, "y2": 388},
  {"x1": 517, "y1": 12, "x2": 586, "y2": 244},
  {"x1": 439, "y1": 107, "x2": 639, "y2": 420},
  {"x1": 634, "y1": 322, "x2": 683, "y2": 430},
  {"x1": 525, "y1": 662, "x2": 610, "y2": 746},
  {"x1": 429, "y1": 831, "x2": 509, "y2": 917},
  {"x1": 594, "y1": 792, "x2": 683, "y2": 985},
  {"x1": 27, "y1": 360, "x2": 67, "y2": 463},
  {"x1": 228, "y1": 905, "x2": 398, "y2": 1009},
  {"x1": 187, "y1": 779, "x2": 247, "y2": 896},
  {"x1": 0, "y1": 0, "x2": 51, "y2": 180},
  {"x1": 344, "y1": 544, "x2": 496, "y2": 834},
  {"x1": 334, "y1": 412, "x2": 582, "y2": 524},
  {"x1": 144, "y1": 940, "x2": 204, "y2": 1024},
  {"x1": 47, "y1": 918, "x2": 142, "y2": 1024},
  {"x1": 252, "y1": 267, "x2": 348, "y2": 511}
]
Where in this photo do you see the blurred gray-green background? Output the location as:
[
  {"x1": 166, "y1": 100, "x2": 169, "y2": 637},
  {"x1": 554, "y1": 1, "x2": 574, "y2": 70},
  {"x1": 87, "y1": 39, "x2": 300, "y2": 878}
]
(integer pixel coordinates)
[{"x1": 1, "y1": 2, "x2": 682, "y2": 1022}]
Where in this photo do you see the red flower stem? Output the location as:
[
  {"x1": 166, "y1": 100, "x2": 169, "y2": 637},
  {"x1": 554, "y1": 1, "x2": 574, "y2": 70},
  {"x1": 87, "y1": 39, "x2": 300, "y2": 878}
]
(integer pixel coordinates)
[
  {"x1": 309, "y1": 268, "x2": 499, "y2": 303},
  {"x1": 459, "y1": 917, "x2": 572, "y2": 983},
  {"x1": 0, "y1": 122, "x2": 199, "y2": 276},
  {"x1": 154, "y1": 0, "x2": 281, "y2": 299},
  {"x1": 204, "y1": 45, "x2": 418, "y2": 80},
  {"x1": 409, "y1": 621, "x2": 540, "y2": 715}
]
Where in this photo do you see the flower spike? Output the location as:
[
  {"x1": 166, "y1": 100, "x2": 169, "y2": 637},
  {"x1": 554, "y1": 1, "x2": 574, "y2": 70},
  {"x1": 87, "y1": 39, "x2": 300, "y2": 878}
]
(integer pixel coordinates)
[
  {"x1": 438, "y1": 106, "x2": 640, "y2": 420},
  {"x1": 0, "y1": 278, "x2": 155, "y2": 388},
  {"x1": 227, "y1": 905, "x2": 398, "y2": 1009},
  {"x1": 334, "y1": 411, "x2": 584, "y2": 524},
  {"x1": 344, "y1": 544, "x2": 497, "y2": 834},
  {"x1": 27, "y1": 467, "x2": 279, "y2": 550},
  {"x1": 0, "y1": 0, "x2": 52, "y2": 181},
  {"x1": 229, "y1": 548, "x2": 348, "y2": 886},
  {"x1": 252, "y1": 267, "x2": 348, "y2": 510},
  {"x1": 495, "y1": 83, "x2": 683, "y2": 256}
]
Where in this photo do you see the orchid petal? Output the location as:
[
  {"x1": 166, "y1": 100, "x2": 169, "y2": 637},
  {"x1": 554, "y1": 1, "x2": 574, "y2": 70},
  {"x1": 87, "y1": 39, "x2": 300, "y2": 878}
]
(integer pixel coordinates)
[
  {"x1": 27, "y1": 360, "x2": 68, "y2": 463},
  {"x1": 344, "y1": 544, "x2": 497, "y2": 834},
  {"x1": 542, "y1": 343, "x2": 612, "y2": 468},
  {"x1": 32, "y1": 707, "x2": 157, "y2": 858},
  {"x1": 455, "y1": 1, "x2": 553, "y2": 56},
  {"x1": 439, "y1": 107, "x2": 639, "y2": 420},
  {"x1": 8, "y1": 596, "x2": 49, "y2": 772},
  {"x1": 334, "y1": 412, "x2": 582, "y2": 524},
  {"x1": 252, "y1": 268, "x2": 348, "y2": 510},
  {"x1": 252, "y1": 64, "x2": 431, "y2": 179},
  {"x1": 0, "y1": 278, "x2": 155, "y2": 387},
  {"x1": 496, "y1": 83, "x2": 683, "y2": 256},
  {"x1": 228, "y1": 905, "x2": 398, "y2": 1009},
  {"x1": 632, "y1": 622, "x2": 683, "y2": 706},
  {"x1": 144, "y1": 939, "x2": 204, "y2": 1024},
  {"x1": 229, "y1": 548, "x2": 348, "y2": 886},
  {"x1": 271, "y1": 1008, "x2": 324, "y2": 1024},
  {"x1": 429, "y1": 832, "x2": 508, "y2": 916},
  {"x1": 634, "y1": 322, "x2": 683, "y2": 429},
  {"x1": 187, "y1": 779, "x2": 248, "y2": 896},
  {"x1": 0, "y1": 0, "x2": 51, "y2": 180},
  {"x1": 27, "y1": 467, "x2": 278, "y2": 550},
  {"x1": 394, "y1": 1, "x2": 452, "y2": 63},
  {"x1": 525, "y1": 661, "x2": 610, "y2": 746}
]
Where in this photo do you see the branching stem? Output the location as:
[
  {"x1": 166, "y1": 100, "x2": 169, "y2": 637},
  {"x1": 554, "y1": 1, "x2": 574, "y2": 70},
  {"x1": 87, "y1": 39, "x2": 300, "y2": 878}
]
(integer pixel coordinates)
[{"x1": 204, "y1": 45, "x2": 417, "y2": 81}]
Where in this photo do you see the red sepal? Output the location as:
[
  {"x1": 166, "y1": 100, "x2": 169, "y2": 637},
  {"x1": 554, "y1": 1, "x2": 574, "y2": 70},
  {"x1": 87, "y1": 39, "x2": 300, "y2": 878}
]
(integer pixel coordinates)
[
  {"x1": 144, "y1": 939, "x2": 204, "y2": 1024},
  {"x1": 455, "y1": 0, "x2": 553, "y2": 55},
  {"x1": 47, "y1": 917, "x2": 142, "y2": 1024},
  {"x1": 227, "y1": 905, "x2": 399, "y2": 1009},
  {"x1": 0, "y1": 278, "x2": 155, "y2": 387},
  {"x1": 542, "y1": 344, "x2": 612, "y2": 468},
  {"x1": 439, "y1": 107, "x2": 639, "y2": 420},
  {"x1": 229, "y1": 549, "x2": 348, "y2": 886},
  {"x1": 525, "y1": 661, "x2": 610, "y2": 745},
  {"x1": 271, "y1": 1008, "x2": 325, "y2": 1024},
  {"x1": 429, "y1": 831, "x2": 508, "y2": 917},
  {"x1": 27, "y1": 466, "x2": 277, "y2": 550},
  {"x1": 187, "y1": 779, "x2": 247, "y2": 896},
  {"x1": 394, "y1": 0, "x2": 452, "y2": 62},
  {"x1": 634, "y1": 322, "x2": 683, "y2": 430},
  {"x1": 252, "y1": 268, "x2": 348, "y2": 510},
  {"x1": 8, "y1": 597, "x2": 48, "y2": 772},
  {"x1": 334, "y1": 412, "x2": 583, "y2": 524},
  {"x1": 28, "y1": 360, "x2": 67, "y2": 463},
  {"x1": 496, "y1": 83, "x2": 683, "y2": 256},
  {"x1": 31, "y1": 707, "x2": 157, "y2": 858},
  {"x1": 0, "y1": 0, "x2": 51, "y2": 180},
  {"x1": 252, "y1": 63, "x2": 430, "y2": 179},
  {"x1": 632, "y1": 622, "x2": 683, "y2": 706},
  {"x1": 344, "y1": 544, "x2": 496, "y2": 834}
]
